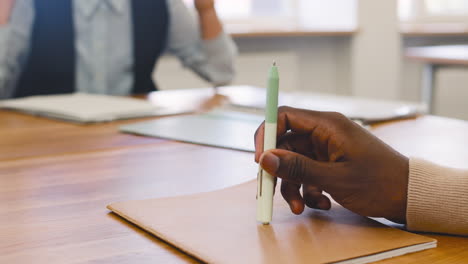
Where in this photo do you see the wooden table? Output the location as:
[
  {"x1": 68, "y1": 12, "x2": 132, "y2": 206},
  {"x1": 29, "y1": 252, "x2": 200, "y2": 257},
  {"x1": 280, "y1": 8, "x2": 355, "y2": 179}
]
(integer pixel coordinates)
[
  {"x1": 405, "y1": 45, "x2": 468, "y2": 114},
  {"x1": 1, "y1": 99, "x2": 468, "y2": 263}
]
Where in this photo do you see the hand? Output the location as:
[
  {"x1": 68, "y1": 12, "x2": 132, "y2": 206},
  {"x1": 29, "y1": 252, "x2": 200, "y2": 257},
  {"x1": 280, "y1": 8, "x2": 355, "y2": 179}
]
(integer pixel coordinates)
[
  {"x1": 0, "y1": 0, "x2": 15, "y2": 25},
  {"x1": 194, "y1": 0, "x2": 215, "y2": 13},
  {"x1": 254, "y1": 106, "x2": 409, "y2": 223}
]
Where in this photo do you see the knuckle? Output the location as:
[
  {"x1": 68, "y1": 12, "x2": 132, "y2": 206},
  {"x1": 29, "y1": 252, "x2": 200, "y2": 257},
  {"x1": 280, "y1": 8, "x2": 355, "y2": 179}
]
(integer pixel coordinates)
[
  {"x1": 325, "y1": 111, "x2": 351, "y2": 129},
  {"x1": 278, "y1": 105, "x2": 291, "y2": 113},
  {"x1": 278, "y1": 106, "x2": 296, "y2": 119},
  {"x1": 327, "y1": 111, "x2": 347, "y2": 121}
]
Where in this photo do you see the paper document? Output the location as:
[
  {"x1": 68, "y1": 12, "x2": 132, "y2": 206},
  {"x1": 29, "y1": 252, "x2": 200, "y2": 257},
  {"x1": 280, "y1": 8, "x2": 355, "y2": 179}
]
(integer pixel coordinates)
[{"x1": 0, "y1": 93, "x2": 180, "y2": 123}]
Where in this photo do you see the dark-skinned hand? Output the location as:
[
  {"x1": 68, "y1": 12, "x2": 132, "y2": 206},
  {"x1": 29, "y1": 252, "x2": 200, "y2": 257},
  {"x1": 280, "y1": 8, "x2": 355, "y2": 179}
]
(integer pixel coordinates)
[{"x1": 254, "y1": 106, "x2": 409, "y2": 223}]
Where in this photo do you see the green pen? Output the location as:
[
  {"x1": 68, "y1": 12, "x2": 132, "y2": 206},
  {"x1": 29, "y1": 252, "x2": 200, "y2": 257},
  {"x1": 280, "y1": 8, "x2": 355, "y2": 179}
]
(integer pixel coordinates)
[{"x1": 257, "y1": 62, "x2": 279, "y2": 224}]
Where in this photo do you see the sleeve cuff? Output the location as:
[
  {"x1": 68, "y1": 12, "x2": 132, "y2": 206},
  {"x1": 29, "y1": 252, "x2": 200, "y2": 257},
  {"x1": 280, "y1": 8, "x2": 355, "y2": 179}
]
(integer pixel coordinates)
[
  {"x1": 201, "y1": 32, "x2": 237, "y2": 85},
  {"x1": 0, "y1": 24, "x2": 10, "y2": 46},
  {"x1": 407, "y1": 158, "x2": 468, "y2": 235},
  {"x1": 203, "y1": 32, "x2": 234, "y2": 54}
]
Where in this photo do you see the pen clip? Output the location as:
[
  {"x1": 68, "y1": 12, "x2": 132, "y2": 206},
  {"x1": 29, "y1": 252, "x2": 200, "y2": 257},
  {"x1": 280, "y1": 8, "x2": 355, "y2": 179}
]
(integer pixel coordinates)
[{"x1": 257, "y1": 166, "x2": 263, "y2": 199}]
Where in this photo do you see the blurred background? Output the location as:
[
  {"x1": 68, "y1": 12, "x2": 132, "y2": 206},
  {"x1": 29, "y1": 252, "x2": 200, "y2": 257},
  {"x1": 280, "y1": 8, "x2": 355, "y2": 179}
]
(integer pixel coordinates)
[{"x1": 156, "y1": 0, "x2": 468, "y2": 120}]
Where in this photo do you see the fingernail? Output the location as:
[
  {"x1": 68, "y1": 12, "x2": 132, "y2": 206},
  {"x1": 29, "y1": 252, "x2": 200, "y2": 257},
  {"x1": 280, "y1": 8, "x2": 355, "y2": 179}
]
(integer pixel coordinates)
[
  {"x1": 291, "y1": 200, "x2": 302, "y2": 215},
  {"x1": 260, "y1": 152, "x2": 280, "y2": 174}
]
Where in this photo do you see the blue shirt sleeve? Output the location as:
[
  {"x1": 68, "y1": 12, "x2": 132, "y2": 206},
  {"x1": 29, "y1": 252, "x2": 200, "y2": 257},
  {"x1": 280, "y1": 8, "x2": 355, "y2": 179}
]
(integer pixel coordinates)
[
  {"x1": 166, "y1": 0, "x2": 237, "y2": 86},
  {"x1": 0, "y1": 0, "x2": 34, "y2": 99}
]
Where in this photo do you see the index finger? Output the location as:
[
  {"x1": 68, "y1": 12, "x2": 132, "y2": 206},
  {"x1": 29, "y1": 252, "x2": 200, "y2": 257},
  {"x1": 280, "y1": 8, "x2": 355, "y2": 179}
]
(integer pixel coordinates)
[
  {"x1": 254, "y1": 121, "x2": 265, "y2": 162},
  {"x1": 254, "y1": 106, "x2": 338, "y2": 162}
]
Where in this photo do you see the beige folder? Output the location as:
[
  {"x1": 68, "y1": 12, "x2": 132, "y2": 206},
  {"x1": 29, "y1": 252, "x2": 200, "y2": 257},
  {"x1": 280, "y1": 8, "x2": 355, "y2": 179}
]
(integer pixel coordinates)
[{"x1": 107, "y1": 181, "x2": 436, "y2": 264}]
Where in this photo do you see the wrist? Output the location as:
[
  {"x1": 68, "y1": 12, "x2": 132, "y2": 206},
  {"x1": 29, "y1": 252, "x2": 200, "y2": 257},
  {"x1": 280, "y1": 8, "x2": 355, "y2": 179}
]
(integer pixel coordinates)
[{"x1": 386, "y1": 155, "x2": 409, "y2": 223}]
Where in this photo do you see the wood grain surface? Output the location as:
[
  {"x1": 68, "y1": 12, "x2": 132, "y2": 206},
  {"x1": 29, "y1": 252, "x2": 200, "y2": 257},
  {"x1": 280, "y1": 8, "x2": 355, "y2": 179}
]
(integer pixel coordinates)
[
  {"x1": 1, "y1": 107, "x2": 467, "y2": 263},
  {"x1": 0, "y1": 111, "x2": 163, "y2": 161}
]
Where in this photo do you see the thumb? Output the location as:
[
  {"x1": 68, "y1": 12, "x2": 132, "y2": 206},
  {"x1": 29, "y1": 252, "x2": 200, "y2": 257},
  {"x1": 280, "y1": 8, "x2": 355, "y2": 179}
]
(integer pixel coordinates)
[{"x1": 259, "y1": 149, "x2": 344, "y2": 188}]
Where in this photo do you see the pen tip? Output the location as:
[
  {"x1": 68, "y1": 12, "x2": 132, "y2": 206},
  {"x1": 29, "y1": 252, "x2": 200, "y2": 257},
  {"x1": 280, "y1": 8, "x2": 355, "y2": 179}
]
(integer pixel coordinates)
[{"x1": 273, "y1": 61, "x2": 276, "y2": 66}]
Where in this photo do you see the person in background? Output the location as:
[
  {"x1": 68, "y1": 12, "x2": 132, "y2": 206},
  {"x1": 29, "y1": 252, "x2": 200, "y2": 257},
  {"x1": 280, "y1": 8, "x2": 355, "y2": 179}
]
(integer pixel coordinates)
[
  {"x1": 0, "y1": 0, "x2": 237, "y2": 98},
  {"x1": 255, "y1": 106, "x2": 468, "y2": 236}
]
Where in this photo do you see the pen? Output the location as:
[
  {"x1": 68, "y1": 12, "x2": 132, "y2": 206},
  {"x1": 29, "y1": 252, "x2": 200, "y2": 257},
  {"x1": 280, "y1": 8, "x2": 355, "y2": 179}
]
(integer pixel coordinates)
[{"x1": 257, "y1": 62, "x2": 279, "y2": 224}]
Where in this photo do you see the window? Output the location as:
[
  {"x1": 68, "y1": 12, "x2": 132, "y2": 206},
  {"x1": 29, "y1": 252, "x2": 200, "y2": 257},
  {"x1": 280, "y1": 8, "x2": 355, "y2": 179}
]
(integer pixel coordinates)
[
  {"x1": 399, "y1": 0, "x2": 468, "y2": 22},
  {"x1": 183, "y1": 0, "x2": 356, "y2": 29},
  {"x1": 425, "y1": 0, "x2": 468, "y2": 16},
  {"x1": 183, "y1": 0, "x2": 254, "y2": 19}
]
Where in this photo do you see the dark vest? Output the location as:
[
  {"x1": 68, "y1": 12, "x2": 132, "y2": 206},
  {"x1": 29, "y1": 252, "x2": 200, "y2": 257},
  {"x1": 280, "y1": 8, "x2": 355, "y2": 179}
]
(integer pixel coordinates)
[{"x1": 14, "y1": 0, "x2": 169, "y2": 98}]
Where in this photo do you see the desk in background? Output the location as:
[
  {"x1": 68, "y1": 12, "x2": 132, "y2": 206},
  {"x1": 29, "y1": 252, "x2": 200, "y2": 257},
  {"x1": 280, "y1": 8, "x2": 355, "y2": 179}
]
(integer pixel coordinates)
[
  {"x1": 405, "y1": 45, "x2": 468, "y2": 114},
  {"x1": 401, "y1": 23, "x2": 468, "y2": 37},
  {"x1": 1, "y1": 90, "x2": 468, "y2": 263}
]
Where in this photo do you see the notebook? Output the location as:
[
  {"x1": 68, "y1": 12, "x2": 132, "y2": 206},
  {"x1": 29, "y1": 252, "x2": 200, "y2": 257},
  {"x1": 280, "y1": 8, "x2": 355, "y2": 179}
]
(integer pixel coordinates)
[
  {"x1": 0, "y1": 93, "x2": 191, "y2": 123},
  {"x1": 120, "y1": 110, "x2": 263, "y2": 152},
  {"x1": 107, "y1": 181, "x2": 436, "y2": 264}
]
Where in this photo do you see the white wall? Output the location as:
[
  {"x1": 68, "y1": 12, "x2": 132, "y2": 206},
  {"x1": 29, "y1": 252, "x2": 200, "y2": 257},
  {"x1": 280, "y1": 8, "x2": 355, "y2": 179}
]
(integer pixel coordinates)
[
  {"x1": 156, "y1": 36, "x2": 352, "y2": 94},
  {"x1": 351, "y1": 0, "x2": 401, "y2": 100},
  {"x1": 156, "y1": 51, "x2": 299, "y2": 91},
  {"x1": 434, "y1": 67, "x2": 468, "y2": 120}
]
